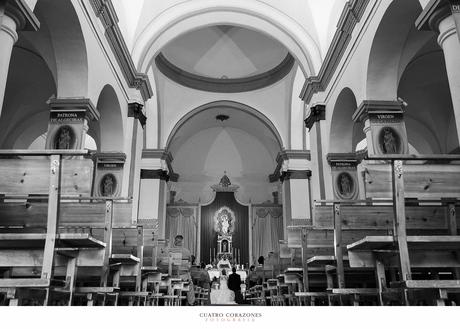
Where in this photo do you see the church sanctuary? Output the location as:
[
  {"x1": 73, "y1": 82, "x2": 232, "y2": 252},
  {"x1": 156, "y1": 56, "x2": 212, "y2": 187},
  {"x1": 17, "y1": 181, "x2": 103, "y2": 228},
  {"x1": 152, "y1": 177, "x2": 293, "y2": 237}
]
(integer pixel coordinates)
[{"x1": 1, "y1": 0, "x2": 460, "y2": 307}]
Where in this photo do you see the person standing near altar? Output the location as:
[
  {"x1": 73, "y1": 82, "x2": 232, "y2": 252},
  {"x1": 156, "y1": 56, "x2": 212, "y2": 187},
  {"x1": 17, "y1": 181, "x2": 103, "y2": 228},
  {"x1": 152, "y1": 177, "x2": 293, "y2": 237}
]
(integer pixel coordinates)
[{"x1": 228, "y1": 267, "x2": 243, "y2": 304}]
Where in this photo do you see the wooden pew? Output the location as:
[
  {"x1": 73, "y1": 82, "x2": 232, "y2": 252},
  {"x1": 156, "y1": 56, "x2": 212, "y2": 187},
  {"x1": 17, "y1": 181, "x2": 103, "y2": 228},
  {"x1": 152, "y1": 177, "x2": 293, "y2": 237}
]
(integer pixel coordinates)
[
  {"x1": 0, "y1": 151, "x2": 142, "y2": 305},
  {"x1": 0, "y1": 150, "x2": 94, "y2": 305},
  {"x1": 351, "y1": 154, "x2": 460, "y2": 305},
  {"x1": 288, "y1": 195, "x2": 459, "y2": 305}
]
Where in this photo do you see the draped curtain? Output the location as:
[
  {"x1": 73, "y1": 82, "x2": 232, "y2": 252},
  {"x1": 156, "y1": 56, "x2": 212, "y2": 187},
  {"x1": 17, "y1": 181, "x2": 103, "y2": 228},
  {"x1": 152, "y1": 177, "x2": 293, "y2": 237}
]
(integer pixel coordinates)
[
  {"x1": 166, "y1": 207, "x2": 197, "y2": 256},
  {"x1": 201, "y1": 192, "x2": 249, "y2": 265},
  {"x1": 252, "y1": 206, "x2": 283, "y2": 264}
]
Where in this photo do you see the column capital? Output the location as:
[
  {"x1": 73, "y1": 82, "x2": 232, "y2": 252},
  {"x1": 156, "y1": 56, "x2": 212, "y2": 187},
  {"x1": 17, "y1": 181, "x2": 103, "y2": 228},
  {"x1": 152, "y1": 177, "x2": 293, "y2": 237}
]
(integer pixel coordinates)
[
  {"x1": 2, "y1": 0, "x2": 39, "y2": 31},
  {"x1": 140, "y1": 169, "x2": 170, "y2": 181},
  {"x1": 92, "y1": 152, "x2": 127, "y2": 164},
  {"x1": 48, "y1": 97, "x2": 100, "y2": 121},
  {"x1": 304, "y1": 103, "x2": 325, "y2": 131},
  {"x1": 128, "y1": 101, "x2": 146, "y2": 128},
  {"x1": 352, "y1": 100, "x2": 404, "y2": 123},
  {"x1": 280, "y1": 170, "x2": 312, "y2": 183},
  {"x1": 141, "y1": 149, "x2": 179, "y2": 182},
  {"x1": 269, "y1": 150, "x2": 311, "y2": 182},
  {"x1": 326, "y1": 153, "x2": 362, "y2": 168},
  {"x1": 416, "y1": 0, "x2": 457, "y2": 33}
]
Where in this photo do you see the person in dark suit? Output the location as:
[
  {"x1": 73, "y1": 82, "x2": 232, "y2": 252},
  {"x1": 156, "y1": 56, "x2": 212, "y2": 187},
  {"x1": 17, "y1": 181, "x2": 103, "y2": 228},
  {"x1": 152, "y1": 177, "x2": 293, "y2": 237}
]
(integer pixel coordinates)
[{"x1": 227, "y1": 267, "x2": 243, "y2": 304}]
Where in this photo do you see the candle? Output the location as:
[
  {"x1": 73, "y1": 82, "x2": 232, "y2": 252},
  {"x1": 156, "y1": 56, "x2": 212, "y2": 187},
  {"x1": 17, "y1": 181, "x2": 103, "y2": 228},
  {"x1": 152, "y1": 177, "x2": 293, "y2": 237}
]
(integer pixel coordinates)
[{"x1": 209, "y1": 248, "x2": 211, "y2": 264}]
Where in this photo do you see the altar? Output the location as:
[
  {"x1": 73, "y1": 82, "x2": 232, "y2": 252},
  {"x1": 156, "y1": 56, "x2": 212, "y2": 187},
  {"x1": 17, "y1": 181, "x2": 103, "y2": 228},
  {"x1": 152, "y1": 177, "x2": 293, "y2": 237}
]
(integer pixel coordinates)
[
  {"x1": 200, "y1": 173, "x2": 249, "y2": 265},
  {"x1": 207, "y1": 268, "x2": 247, "y2": 282}
]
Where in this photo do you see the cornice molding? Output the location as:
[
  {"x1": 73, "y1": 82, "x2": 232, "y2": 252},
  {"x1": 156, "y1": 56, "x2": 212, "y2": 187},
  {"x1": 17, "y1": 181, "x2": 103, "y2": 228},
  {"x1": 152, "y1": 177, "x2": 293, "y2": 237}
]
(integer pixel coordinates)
[
  {"x1": 140, "y1": 169, "x2": 169, "y2": 181},
  {"x1": 416, "y1": 0, "x2": 452, "y2": 32},
  {"x1": 141, "y1": 148, "x2": 179, "y2": 182},
  {"x1": 352, "y1": 100, "x2": 404, "y2": 123},
  {"x1": 48, "y1": 97, "x2": 100, "y2": 121},
  {"x1": 92, "y1": 152, "x2": 127, "y2": 163},
  {"x1": 155, "y1": 52, "x2": 295, "y2": 93},
  {"x1": 304, "y1": 104, "x2": 326, "y2": 130},
  {"x1": 326, "y1": 152, "x2": 361, "y2": 167},
  {"x1": 300, "y1": 0, "x2": 370, "y2": 104},
  {"x1": 89, "y1": 0, "x2": 153, "y2": 101},
  {"x1": 269, "y1": 150, "x2": 311, "y2": 182},
  {"x1": 2, "y1": 0, "x2": 40, "y2": 31},
  {"x1": 128, "y1": 101, "x2": 147, "y2": 128},
  {"x1": 280, "y1": 170, "x2": 312, "y2": 182}
]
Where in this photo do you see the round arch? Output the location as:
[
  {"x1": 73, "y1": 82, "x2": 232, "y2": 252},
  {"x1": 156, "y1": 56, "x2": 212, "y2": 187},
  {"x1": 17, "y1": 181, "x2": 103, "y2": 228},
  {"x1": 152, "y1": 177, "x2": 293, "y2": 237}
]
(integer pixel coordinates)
[
  {"x1": 329, "y1": 88, "x2": 364, "y2": 153},
  {"x1": 132, "y1": 0, "x2": 322, "y2": 78},
  {"x1": 366, "y1": 0, "x2": 427, "y2": 99},
  {"x1": 165, "y1": 100, "x2": 284, "y2": 153},
  {"x1": 95, "y1": 84, "x2": 124, "y2": 152},
  {"x1": 31, "y1": 0, "x2": 89, "y2": 97}
]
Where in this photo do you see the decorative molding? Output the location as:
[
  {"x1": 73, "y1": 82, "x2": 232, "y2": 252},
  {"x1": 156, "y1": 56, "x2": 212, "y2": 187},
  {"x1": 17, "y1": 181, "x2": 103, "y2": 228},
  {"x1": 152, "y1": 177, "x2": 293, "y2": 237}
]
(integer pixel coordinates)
[
  {"x1": 48, "y1": 97, "x2": 100, "y2": 121},
  {"x1": 276, "y1": 150, "x2": 312, "y2": 164},
  {"x1": 270, "y1": 150, "x2": 311, "y2": 183},
  {"x1": 140, "y1": 169, "x2": 169, "y2": 181},
  {"x1": 352, "y1": 100, "x2": 404, "y2": 123},
  {"x1": 128, "y1": 101, "x2": 147, "y2": 128},
  {"x1": 89, "y1": 0, "x2": 153, "y2": 101},
  {"x1": 280, "y1": 170, "x2": 312, "y2": 182},
  {"x1": 300, "y1": 0, "x2": 370, "y2": 104},
  {"x1": 141, "y1": 149, "x2": 179, "y2": 182},
  {"x1": 327, "y1": 153, "x2": 361, "y2": 167},
  {"x1": 304, "y1": 104, "x2": 326, "y2": 130},
  {"x1": 155, "y1": 52, "x2": 295, "y2": 93},
  {"x1": 142, "y1": 149, "x2": 173, "y2": 163},
  {"x1": 92, "y1": 152, "x2": 126, "y2": 163},
  {"x1": 416, "y1": 0, "x2": 451, "y2": 32},
  {"x1": 3, "y1": 0, "x2": 40, "y2": 31}
]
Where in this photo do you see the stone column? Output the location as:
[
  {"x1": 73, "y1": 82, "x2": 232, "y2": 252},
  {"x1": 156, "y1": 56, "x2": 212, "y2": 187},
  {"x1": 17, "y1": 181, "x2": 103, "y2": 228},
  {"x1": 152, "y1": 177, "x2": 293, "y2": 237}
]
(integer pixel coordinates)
[
  {"x1": 45, "y1": 98, "x2": 100, "y2": 150},
  {"x1": 305, "y1": 104, "x2": 326, "y2": 200},
  {"x1": 138, "y1": 149, "x2": 178, "y2": 239},
  {"x1": 127, "y1": 101, "x2": 146, "y2": 199},
  {"x1": 280, "y1": 169, "x2": 312, "y2": 238},
  {"x1": 0, "y1": 0, "x2": 39, "y2": 113},
  {"x1": 417, "y1": 1, "x2": 460, "y2": 143},
  {"x1": 352, "y1": 100, "x2": 408, "y2": 156},
  {"x1": 270, "y1": 150, "x2": 312, "y2": 237}
]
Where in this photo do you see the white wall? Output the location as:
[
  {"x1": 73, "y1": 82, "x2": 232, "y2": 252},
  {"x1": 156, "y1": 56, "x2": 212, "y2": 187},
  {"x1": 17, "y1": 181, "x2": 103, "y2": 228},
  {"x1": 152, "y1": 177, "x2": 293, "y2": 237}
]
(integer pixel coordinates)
[
  {"x1": 172, "y1": 127, "x2": 276, "y2": 204},
  {"x1": 154, "y1": 66, "x2": 295, "y2": 150}
]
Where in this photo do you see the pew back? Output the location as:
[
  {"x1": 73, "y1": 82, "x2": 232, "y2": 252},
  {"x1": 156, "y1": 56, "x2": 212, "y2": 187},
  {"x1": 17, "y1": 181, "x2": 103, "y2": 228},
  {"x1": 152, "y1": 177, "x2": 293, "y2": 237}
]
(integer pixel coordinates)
[
  {"x1": 360, "y1": 163, "x2": 460, "y2": 199},
  {"x1": 0, "y1": 158, "x2": 94, "y2": 196},
  {"x1": 0, "y1": 200, "x2": 132, "y2": 229}
]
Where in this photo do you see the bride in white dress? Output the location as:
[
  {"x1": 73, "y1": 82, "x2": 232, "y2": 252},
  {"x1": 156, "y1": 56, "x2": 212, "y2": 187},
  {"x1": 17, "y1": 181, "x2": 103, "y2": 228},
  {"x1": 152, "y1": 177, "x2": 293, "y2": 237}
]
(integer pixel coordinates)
[{"x1": 210, "y1": 270, "x2": 236, "y2": 305}]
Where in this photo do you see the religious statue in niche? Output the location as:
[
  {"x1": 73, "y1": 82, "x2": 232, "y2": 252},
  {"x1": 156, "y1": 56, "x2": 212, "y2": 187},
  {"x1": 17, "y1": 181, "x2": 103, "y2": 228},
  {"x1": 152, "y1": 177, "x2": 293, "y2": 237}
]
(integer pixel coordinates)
[
  {"x1": 100, "y1": 173, "x2": 117, "y2": 197},
  {"x1": 222, "y1": 239, "x2": 229, "y2": 253},
  {"x1": 380, "y1": 127, "x2": 399, "y2": 154},
  {"x1": 214, "y1": 207, "x2": 235, "y2": 235},
  {"x1": 337, "y1": 172, "x2": 354, "y2": 198},
  {"x1": 54, "y1": 125, "x2": 74, "y2": 149}
]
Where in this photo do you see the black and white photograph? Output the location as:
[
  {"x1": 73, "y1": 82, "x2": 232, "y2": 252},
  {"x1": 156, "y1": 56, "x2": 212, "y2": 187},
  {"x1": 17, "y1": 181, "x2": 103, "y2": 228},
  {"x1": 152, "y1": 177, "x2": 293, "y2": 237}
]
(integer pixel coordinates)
[{"x1": 0, "y1": 0, "x2": 459, "y2": 327}]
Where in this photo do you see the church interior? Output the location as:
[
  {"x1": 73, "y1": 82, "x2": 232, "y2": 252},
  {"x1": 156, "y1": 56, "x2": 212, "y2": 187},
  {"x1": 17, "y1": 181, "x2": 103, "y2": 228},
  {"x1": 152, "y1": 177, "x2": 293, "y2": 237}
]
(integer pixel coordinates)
[{"x1": 0, "y1": 0, "x2": 460, "y2": 307}]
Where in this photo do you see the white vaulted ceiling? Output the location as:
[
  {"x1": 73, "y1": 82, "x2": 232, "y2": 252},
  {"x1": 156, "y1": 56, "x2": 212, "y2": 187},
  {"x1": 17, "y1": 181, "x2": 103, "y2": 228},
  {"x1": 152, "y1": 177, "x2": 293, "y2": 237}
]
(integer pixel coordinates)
[
  {"x1": 161, "y1": 26, "x2": 289, "y2": 79},
  {"x1": 112, "y1": 0, "x2": 349, "y2": 60}
]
